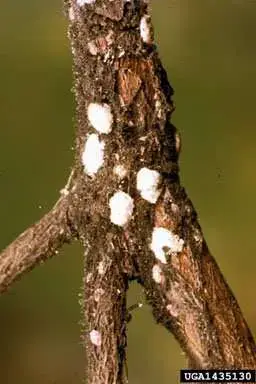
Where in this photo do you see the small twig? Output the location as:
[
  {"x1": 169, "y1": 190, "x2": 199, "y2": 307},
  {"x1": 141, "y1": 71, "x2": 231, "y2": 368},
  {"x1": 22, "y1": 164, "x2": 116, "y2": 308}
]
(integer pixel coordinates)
[{"x1": 0, "y1": 195, "x2": 72, "y2": 293}]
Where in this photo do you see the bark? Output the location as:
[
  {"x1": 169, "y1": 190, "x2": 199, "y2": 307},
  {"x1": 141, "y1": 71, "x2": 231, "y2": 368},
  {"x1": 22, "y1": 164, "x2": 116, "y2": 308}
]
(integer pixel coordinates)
[
  {"x1": 0, "y1": 195, "x2": 72, "y2": 293},
  {"x1": 0, "y1": 0, "x2": 255, "y2": 383}
]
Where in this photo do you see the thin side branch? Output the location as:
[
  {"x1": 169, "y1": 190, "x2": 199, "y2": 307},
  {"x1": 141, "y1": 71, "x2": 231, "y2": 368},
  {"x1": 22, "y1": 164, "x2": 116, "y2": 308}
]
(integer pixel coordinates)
[
  {"x1": 131, "y1": 182, "x2": 256, "y2": 368},
  {"x1": 0, "y1": 196, "x2": 72, "y2": 293},
  {"x1": 83, "y1": 232, "x2": 129, "y2": 384}
]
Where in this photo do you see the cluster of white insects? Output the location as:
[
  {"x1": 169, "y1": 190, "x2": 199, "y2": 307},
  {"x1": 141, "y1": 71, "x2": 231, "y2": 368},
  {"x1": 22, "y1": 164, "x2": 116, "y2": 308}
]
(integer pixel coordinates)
[
  {"x1": 83, "y1": 101, "x2": 184, "y2": 345},
  {"x1": 75, "y1": 0, "x2": 184, "y2": 346},
  {"x1": 82, "y1": 101, "x2": 165, "y2": 225}
]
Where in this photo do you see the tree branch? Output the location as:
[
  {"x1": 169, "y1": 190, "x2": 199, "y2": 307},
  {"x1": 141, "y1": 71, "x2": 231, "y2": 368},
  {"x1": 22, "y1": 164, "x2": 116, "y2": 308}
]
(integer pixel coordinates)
[
  {"x1": 65, "y1": 0, "x2": 256, "y2": 376},
  {"x1": 82, "y1": 232, "x2": 129, "y2": 383},
  {"x1": 0, "y1": 195, "x2": 72, "y2": 293},
  {"x1": 0, "y1": 0, "x2": 255, "y2": 382},
  {"x1": 132, "y1": 182, "x2": 256, "y2": 368}
]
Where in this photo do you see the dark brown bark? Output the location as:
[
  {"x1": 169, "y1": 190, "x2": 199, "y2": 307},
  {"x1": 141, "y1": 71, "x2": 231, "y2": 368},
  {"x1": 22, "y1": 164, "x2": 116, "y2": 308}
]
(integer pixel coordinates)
[
  {"x1": 0, "y1": 195, "x2": 72, "y2": 293},
  {"x1": 0, "y1": 1, "x2": 255, "y2": 383}
]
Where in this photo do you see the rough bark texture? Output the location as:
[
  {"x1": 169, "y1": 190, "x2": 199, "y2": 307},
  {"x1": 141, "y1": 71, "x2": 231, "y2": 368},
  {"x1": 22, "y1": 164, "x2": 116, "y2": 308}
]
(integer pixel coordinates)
[
  {"x1": 0, "y1": 196, "x2": 72, "y2": 293},
  {"x1": 0, "y1": 1, "x2": 255, "y2": 383}
]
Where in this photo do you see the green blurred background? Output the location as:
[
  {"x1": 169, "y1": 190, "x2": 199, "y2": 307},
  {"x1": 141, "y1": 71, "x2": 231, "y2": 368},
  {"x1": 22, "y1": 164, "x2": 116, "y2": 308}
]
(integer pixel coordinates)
[{"x1": 0, "y1": 1, "x2": 255, "y2": 383}]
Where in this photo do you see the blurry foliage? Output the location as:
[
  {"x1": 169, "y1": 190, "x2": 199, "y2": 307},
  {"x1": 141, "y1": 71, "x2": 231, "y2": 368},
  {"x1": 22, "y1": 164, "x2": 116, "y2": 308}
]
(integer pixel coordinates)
[{"x1": 0, "y1": 1, "x2": 255, "y2": 383}]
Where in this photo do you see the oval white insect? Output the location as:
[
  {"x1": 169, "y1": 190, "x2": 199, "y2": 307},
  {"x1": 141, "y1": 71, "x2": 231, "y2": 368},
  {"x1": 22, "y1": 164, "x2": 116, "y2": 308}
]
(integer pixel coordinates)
[
  {"x1": 82, "y1": 134, "x2": 105, "y2": 176},
  {"x1": 87, "y1": 103, "x2": 113, "y2": 134},
  {"x1": 150, "y1": 227, "x2": 184, "y2": 264},
  {"x1": 109, "y1": 191, "x2": 134, "y2": 227},
  {"x1": 136, "y1": 167, "x2": 161, "y2": 203}
]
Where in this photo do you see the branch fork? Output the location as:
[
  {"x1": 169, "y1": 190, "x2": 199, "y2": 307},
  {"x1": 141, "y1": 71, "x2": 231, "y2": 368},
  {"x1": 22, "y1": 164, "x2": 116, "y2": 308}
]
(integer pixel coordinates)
[{"x1": 0, "y1": 1, "x2": 255, "y2": 382}]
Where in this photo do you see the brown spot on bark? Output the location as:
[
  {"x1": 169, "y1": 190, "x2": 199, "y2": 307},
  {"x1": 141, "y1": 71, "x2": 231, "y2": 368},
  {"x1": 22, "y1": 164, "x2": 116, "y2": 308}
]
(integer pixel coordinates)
[
  {"x1": 154, "y1": 201, "x2": 174, "y2": 229},
  {"x1": 118, "y1": 68, "x2": 142, "y2": 106}
]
